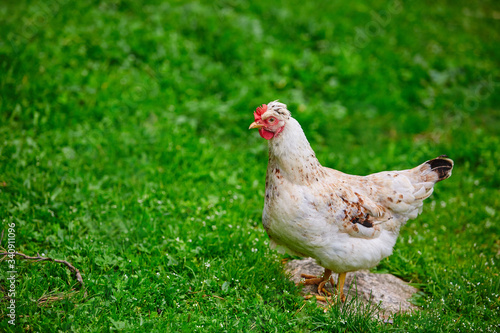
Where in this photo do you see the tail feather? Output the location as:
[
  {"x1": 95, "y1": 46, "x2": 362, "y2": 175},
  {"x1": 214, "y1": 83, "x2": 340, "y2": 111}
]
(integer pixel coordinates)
[
  {"x1": 425, "y1": 155, "x2": 453, "y2": 182},
  {"x1": 404, "y1": 155, "x2": 453, "y2": 203},
  {"x1": 372, "y1": 155, "x2": 454, "y2": 222},
  {"x1": 367, "y1": 156, "x2": 453, "y2": 221}
]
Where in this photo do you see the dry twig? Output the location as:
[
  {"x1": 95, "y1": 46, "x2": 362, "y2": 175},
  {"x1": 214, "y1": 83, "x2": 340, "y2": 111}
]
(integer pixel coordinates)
[
  {"x1": 202, "y1": 294, "x2": 227, "y2": 301},
  {"x1": 292, "y1": 301, "x2": 307, "y2": 317},
  {"x1": 38, "y1": 290, "x2": 79, "y2": 306},
  {"x1": 0, "y1": 251, "x2": 87, "y2": 297}
]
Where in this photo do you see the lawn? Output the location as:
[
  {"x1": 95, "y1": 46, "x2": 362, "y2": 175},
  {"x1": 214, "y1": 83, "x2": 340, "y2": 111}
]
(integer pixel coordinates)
[{"x1": 0, "y1": 0, "x2": 499, "y2": 331}]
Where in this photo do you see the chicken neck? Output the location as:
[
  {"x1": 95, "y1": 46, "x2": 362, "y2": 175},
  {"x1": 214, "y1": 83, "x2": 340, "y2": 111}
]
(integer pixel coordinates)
[{"x1": 267, "y1": 117, "x2": 324, "y2": 184}]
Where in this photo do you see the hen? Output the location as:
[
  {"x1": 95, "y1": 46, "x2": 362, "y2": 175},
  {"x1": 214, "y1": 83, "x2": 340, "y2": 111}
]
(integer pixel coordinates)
[{"x1": 249, "y1": 101, "x2": 453, "y2": 301}]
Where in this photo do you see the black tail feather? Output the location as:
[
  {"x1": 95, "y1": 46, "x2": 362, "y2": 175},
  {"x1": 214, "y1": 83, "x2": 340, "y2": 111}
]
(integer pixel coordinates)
[{"x1": 427, "y1": 155, "x2": 454, "y2": 181}]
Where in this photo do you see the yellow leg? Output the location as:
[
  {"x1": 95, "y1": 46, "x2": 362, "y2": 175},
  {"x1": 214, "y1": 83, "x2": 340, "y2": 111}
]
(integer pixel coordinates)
[{"x1": 337, "y1": 272, "x2": 347, "y2": 302}]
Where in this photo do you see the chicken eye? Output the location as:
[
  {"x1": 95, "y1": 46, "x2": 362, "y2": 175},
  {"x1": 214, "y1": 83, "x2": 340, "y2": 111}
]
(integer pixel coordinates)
[{"x1": 268, "y1": 117, "x2": 276, "y2": 123}]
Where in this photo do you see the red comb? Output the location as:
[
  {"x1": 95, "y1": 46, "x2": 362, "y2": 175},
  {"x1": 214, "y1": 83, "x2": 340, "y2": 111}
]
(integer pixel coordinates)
[
  {"x1": 256, "y1": 104, "x2": 267, "y2": 115},
  {"x1": 254, "y1": 104, "x2": 267, "y2": 121}
]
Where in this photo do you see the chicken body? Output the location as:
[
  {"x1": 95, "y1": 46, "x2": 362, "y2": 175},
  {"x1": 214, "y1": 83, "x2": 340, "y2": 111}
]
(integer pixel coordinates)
[{"x1": 250, "y1": 101, "x2": 453, "y2": 298}]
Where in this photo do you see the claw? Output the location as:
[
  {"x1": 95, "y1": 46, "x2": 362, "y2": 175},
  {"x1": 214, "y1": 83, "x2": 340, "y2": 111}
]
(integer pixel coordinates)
[
  {"x1": 321, "y1": 287, "x2": 333, "y2": 296},
  {"x1": 317, "y1": 280, "x2": 328, "y2": 295},
  {"x1": 300, "y1": 273, "x2": 319, "y2": 279}
]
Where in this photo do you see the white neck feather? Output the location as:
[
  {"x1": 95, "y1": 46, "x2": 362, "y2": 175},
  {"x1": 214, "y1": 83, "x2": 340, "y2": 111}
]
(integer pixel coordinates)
[{"x1": 268, "y1": 117, "x2": 323, "y2": 183}]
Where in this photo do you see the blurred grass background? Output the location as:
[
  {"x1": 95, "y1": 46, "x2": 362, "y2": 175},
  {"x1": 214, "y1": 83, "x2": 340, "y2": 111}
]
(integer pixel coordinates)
[{"x1": 0, "y1": 0, "x2": 499, "y2": 331}]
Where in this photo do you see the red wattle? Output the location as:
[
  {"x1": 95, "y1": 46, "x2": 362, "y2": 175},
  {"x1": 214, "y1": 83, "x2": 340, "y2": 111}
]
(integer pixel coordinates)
[
  {"x1": 259, "y1": 128, "x2": 274, "y2": 140},
  {"x1": 275, "y1": 125, "x2": 285, "y2": 136}
]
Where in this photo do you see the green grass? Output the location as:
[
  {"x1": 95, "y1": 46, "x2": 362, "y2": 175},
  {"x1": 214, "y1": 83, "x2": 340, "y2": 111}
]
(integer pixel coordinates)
[{"x1": 1, "y1": 0, "x2": 499, "y2": 331}]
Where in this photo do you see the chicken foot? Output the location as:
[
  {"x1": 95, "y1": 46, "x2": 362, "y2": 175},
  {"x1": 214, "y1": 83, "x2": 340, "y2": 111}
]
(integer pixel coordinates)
[
  {"x1": 300, "y1": 269, "x2": 347, "y2": 302},
  {"x1": 299, "y1": 269, "x2": 334, "y2": 295}
]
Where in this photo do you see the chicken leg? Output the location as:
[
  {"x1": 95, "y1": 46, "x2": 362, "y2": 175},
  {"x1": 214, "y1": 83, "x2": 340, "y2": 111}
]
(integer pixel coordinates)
[{"x1": 337, "y1": 272, "x2": 346, "y2": 302}]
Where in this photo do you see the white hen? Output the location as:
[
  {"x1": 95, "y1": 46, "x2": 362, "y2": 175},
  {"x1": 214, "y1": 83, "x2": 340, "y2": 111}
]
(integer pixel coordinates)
[{"x1": 249, "y1": 101, "x2": 453, "y2": 300}]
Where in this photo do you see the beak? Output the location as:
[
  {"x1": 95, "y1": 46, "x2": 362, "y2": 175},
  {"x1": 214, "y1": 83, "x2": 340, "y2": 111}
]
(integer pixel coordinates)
[{"x1": 249, "y1": 121, "x2": 264, "y2": 129}]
